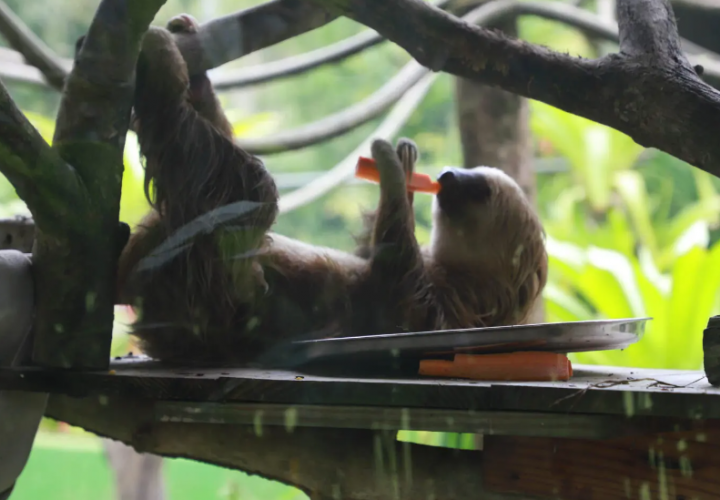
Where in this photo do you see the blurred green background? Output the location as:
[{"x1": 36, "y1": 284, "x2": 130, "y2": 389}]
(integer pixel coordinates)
[{"x1": 3, "y1": 0, "x2": 719, "y2": 498}]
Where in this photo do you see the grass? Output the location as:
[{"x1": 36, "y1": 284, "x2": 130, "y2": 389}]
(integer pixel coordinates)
[{"x1": 13, "y1": 431, "x2": 308, "y2": 500}]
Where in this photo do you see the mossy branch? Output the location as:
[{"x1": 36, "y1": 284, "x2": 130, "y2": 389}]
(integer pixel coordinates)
[
  {"x1": 28, "y1": 0, "x2": 167, "y2": 370},
  {"x1": 0, "y1": 81, "x2": 84, "y2": 237}
]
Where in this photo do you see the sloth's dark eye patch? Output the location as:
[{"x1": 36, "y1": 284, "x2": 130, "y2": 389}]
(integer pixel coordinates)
[{"x1": 464, "y1": 177, "x2": 492, "y2": 202}]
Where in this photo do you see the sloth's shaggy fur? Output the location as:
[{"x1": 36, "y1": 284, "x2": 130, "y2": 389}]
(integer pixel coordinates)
[{"x1": 116, "y1": 19, "x2": 548, "y2": 366}]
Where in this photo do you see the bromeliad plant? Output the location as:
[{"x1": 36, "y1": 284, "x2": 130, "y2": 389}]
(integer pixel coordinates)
[
  {"x1": 546, "y1": 235, "x2": 720, "y2": 370},
  {"x1": 532, "y1": 101, "x2": 720, "y2": 370}
]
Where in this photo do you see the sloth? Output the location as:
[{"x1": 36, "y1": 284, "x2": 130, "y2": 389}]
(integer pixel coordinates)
[{"x1": 115, "y1": 15, "x2": 548, "y2": 366}]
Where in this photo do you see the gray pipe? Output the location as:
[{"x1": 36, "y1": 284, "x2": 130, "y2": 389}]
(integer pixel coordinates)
[{"x1": 0, "y1": 250, "x2": 47, "y2": 499}]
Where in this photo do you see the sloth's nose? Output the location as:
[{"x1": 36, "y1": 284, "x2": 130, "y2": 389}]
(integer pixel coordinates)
[
  {"x1": 437, "y1": 167, "x2": 477, "y2": 186},
  {"x1": 437, "y1": 167, "x2": 461, "y2": 185},
  {"x1": 436, "y1": 167, "x2": 492, "y2": 209}
]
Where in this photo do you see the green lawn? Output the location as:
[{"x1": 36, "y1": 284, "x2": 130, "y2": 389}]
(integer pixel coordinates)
[{"x1": 12, "y1": 431, "x2": 307, "y2": 500}]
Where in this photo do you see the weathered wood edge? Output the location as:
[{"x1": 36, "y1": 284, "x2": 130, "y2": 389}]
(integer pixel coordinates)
[
  {"x1": 1, "y1": 359, "x2": 716, "y2": 420},
  {"x1": 151, "y1": 400, "x2": 716, "y2": 440}
]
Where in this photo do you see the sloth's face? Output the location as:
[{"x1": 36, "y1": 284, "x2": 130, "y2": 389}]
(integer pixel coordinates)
[
  {"x1": 432, "y1": 166, "x2": 529, "y2": 223},
  {"x1": 434, "y1": 166, "x2": 496, "y2": 216},
  {"x1": 430, "y1": 166, "x2": 544, "y2": 270}
]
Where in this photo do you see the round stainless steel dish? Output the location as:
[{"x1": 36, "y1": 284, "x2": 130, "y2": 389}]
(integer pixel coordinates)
[{"x1": 290, "y1": 317, "x2": 651, "y2": 363}]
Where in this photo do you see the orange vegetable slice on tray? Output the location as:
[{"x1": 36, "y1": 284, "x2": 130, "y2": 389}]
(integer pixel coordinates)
[{"x1": 418, "y1": 351, "x2": 572, "y2": 381}]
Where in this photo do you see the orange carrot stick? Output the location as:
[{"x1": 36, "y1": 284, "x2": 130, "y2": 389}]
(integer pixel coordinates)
[
  {"x1": 418, "y1": 352, "x2": 573, "y2": 381},
  {"x1": 417, "y1": 359, "x2": 458, "y2": 377},
  {"x1": 356, "y1": 156, "x2": 441, "y2": 194}
]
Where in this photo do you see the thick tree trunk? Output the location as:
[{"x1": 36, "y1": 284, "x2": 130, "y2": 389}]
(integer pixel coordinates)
[
  {"x1": 454, "y1": 18, "x2": 544, "y2": 323},
  {"x1": 25, "y1": 0, "x2": 166, "y2": 370}
]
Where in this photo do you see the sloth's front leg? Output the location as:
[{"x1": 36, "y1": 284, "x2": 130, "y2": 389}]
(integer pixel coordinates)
[
  {"x1": 395, "y1": 137, "x2": 418, "y2": 228},
  {"x1": 367, "y1": 139, "x2": 428, "y2": 330},
  {"x1": 370, "y1": 139, "x2": 421, "y2": 265}
]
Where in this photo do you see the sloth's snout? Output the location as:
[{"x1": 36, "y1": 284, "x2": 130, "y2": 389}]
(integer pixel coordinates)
[
  {"x1": 437, "y1": 167, "x2": 460, "y2": 185},
  {"x1": 436, "y1": 167, "x2": 492, "y2": 215}
]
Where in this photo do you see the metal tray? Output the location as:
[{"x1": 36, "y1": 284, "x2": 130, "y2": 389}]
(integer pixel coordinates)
[{"x1": 286, "y1": 317, "x2": 651, "y2": 364}]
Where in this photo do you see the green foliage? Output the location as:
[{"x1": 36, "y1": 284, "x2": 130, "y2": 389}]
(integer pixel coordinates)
[
  {"x1": 532, "y1": 102, "x2": 720, "y2": 370},
  {"x1": 546, "y1": 236, "x2": 720, "y2": 370},
  {"x1": 531, "y1": 101, "x2": 645, "y2": 214},
  {"x1": 397, "y1": 430, "x2": 480, "y2": 450},
  {"x1": 13, "y1": 431, "x2": 308, "y2": 500}
]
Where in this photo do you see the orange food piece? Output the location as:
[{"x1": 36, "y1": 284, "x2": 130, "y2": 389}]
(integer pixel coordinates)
[
  {"x1": 418, "y1": 352, "x2": 573, "y2": 381},
  {"x1": 356, "y1": 156, "x2": 441, "y2": 194}
]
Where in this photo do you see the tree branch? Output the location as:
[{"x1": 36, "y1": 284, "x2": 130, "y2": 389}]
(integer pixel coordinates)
[
  {"x1": 0, "y1": 80, "x2": 84, "y2": 236},
  {"x1": 307, "y1": 0, "x2": 720, "y2": 176},
  {"x1": 232, "y1": 0, "x2": 613, "y2": 156},
  {"x1": 30, "y1": 0, "x2": 167, "y2": 370},
  {"x1": 617, "y1": 0, "x2": 683, "y2": 59},
  {"x1": 211, "y1": 27, "x2": 383, "y2": 91},
  {"x1": 243, "y1": 0, "x2": 720, "y2": 156},
  {"x1": 239, "y1": 61, "x2": 427, "y2": 155},
  {"x1": 46, "y1": 394, "x2": 488, "y2": 500},
  {"x1": 4, "y1": 0, "x2": 720, "y2": 94},
  {"x1": 211, "y1": 0, "x2": 451, "y2": 90},
  {"x1": 0, "y1": 61, "x2": 47, "y2": 87},
  {"x1": 0, "y1": 0, "x2": 338, "y2": 91},
  {"x1": 0, "y1": 0, "x2": 68, "y2": 90},
  {"x1": 174, "y1": 0, "x2": 337, "y2": 75}
]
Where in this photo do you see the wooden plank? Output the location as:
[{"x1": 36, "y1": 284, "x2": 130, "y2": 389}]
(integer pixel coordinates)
[
  {"x1": 0, "y1": 356, "x2": 718, "y2": 419},
  {"x1": 483, "y1": 431, "x2": 720, "y2": 499},
  {"x1": 154, "y1": 401, "x2": 703, "y2": 440}
]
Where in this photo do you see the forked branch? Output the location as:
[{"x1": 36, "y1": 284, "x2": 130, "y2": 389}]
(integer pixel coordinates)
[
  {"x1": 174, "y1": 0, "x2": 337, "y2": 75},
  {"x1": 617, "y1": 0, "x2": 684, "y2": 58}
]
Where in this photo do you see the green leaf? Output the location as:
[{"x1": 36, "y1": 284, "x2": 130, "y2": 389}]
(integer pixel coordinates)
[
  {"x1": 569, "y1": 248, "x2": 665, "y2": 368},
  {"x1": 530, "y1": 101, "x2": 644, "y2": 213},
  {"x1": 614, "y1": 170, "x2": 657, "y2": 255},
  {"x1": 543, "y1": 282, "x2": 592, "y2": 322},
  {"x1": 663, "y1": 244, "x2": 720, "y2": 370},
  {"x1": 660, "y1": 197, "x2": 720, "y2": 252},
  {"x1": 584, "y1": 246, "x2": 644, "y2": 318},
  {"x1": 693, "y1": 167, "x2": 718, "y2": 207}
]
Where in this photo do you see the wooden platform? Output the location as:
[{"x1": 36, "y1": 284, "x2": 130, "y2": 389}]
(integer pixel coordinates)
[
  {"x1": 5, "y1": 356, "x2": 720, "y2": 499},
  {"x1": 0, "y1": 356, "x2": 717, "y2": 439}
]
